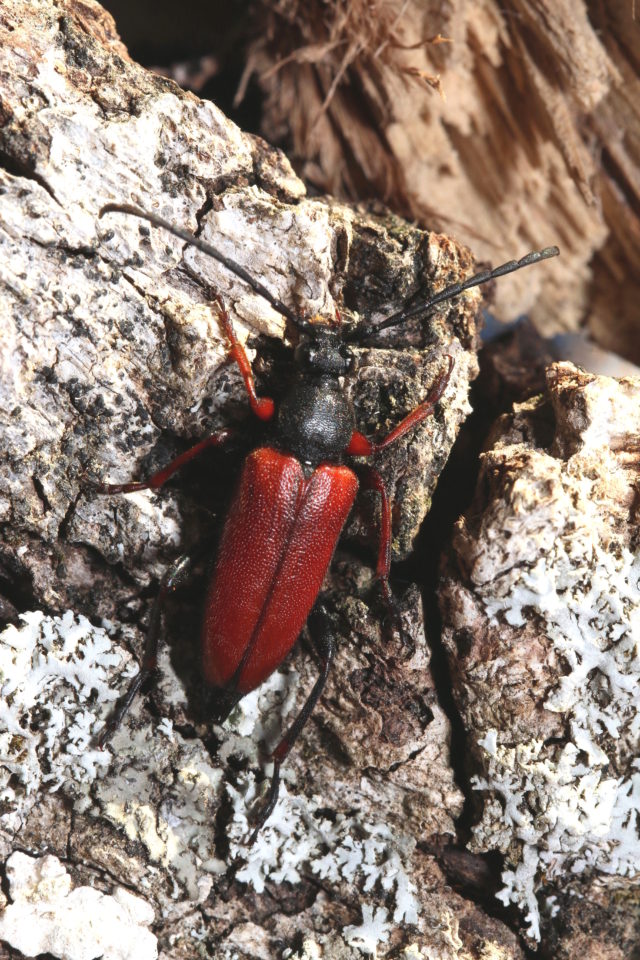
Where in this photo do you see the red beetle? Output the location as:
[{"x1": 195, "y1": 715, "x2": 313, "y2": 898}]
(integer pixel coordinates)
[{"x1": 97, "y1": 203, "x2": 558, "y2": 838}]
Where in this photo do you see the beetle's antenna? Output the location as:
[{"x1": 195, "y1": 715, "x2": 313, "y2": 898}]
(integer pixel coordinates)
[
  {"x1": 351, "y1": 245, "x2": 560, "y2": 341},
  {"x1": 99, "y1": 202, "x2": 311, "y2": 332}
]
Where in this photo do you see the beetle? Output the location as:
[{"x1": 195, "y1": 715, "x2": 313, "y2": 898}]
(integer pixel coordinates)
[{"x1": 96, "y1": 201, "x2": 558, "y2": 840}]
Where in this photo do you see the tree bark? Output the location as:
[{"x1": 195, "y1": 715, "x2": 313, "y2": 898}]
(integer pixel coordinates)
[
  {"x1": 441, "y1": 359, "x2": 640, "y2": 953},
  {"x1": 0, "y1": 2, "x2": 526, "y2": 959},
  {"x1": 2, "y1": 2, "x2": 638, "y2": 958}
]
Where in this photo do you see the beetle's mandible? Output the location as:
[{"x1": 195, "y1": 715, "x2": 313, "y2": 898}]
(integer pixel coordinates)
[{"x1": 95, "y1": 202, "x2": 559, "y2": 840}]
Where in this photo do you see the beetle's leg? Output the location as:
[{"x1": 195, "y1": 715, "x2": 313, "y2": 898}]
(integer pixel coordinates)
[
  {"x1": 249, "y1": 605, "x2": 335, "y2": 844},
  {"x1": 355, "y1": 464, "x2": 410, "y2": 652},
  {"x1": 96, "y1": 429, "x2": 234, "y2": 494},
  {"x1": 96, "y1": 552, "x2": 194, "y2": 747},
  {"x1": 213, "y1": 297, "x2": 275, "y2": 422},
  {"x1": 345, "y1": 355, "x2": 454, "y2": 456},
  {"x1": 355, "y1": 465, "x2": 392, "y2": 602}
]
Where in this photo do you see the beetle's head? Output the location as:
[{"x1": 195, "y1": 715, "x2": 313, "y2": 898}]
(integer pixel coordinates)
[{"x1": 294, "y1": 322, "x2": 354, "y2": 377}]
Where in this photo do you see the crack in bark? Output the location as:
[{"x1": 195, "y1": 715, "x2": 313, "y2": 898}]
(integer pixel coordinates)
[
  {"x1": 0, "y1": 149, "x2": 61, "y2": 207},
  {"x1": 31, "y1": 476, "x2": 52, "y2": 515},
  {"x1": 57, "y1": 489, "x2": 81, "y2": 542}
]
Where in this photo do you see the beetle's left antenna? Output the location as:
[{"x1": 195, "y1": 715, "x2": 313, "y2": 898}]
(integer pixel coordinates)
[
  {"x1": 352, "y1": 245, "x2": 560, "y2": 341},
  {"x1": 100, "y1": 202, "x2": 309, "y2": 330}
]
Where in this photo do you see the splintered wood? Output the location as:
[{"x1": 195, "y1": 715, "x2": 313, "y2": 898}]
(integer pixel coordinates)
[{"x1": 248, "y1": 0, "x2": 639, "y2": 361}]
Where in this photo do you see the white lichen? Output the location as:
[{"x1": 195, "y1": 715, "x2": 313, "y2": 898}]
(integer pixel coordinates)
[
  {"x1": 228, "y1": 770, "x2": 420, "y2": 934},
  {"x1": 471, "y1": 420, "x2": 640, "y2": 937},
  {"x1": 0, "y1": 610, "x2": 133, "y2": 827},
  {"x1": 88, "y1": 665, "x2": 300, "y2": 897},
  {"x1": 0, "y1": 851, "x2": 157, "y2": 960},
  {"x1": 91, "y1": 709, "x2": 227, "y2": 895},
  {"x1": 343, "y1": 903, "x2": 391, "y2": 956},
  {"x1": 0, "y1": 611, "x2": 228, "y2": 897},
  {"x1": 0, "y1": 609, "x2": 423, "y2": 952}
]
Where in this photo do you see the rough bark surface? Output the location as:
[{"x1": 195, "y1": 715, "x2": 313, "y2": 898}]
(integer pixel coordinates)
[
  {"x1": 0, "y1": 2, "x2": 533, "y2": 959},
  {"x1": 440, "y1": 361, "x2": 640, "y2": 951},
  {"x1": 246, "y1": 0, "x2": 639, "y2": 362}
]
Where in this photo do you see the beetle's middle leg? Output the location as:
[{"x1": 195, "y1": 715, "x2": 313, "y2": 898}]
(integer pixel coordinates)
[
  {"x1": 249, "y1": 604, "x2": 336, "y2": 844},
  {"x1": 96, "y1": 428, "x2": 234, "y2": 494},
  {"x1": 355, "y1": 464, "x2": 409, "y2": 652},
  {"x1": 97, "y1": 552, "x2": 195, "y2": 748}
]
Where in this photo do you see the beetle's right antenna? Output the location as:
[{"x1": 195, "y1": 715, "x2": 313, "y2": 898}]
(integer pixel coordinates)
[
  {"x1": 351, "y1": 245, "x2": 560, "y2": 341},
  {"x1": 100, "y1": 203, "x2": 311, "y2": 332}
]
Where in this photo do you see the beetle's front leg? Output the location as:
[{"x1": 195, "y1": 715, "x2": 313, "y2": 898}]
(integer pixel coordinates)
[
  {"x1": 95, "y1": 428, "x2": 234, "y2": 494},
  {"x1": 248, "y1": 603, "x2": 336, "y2": 844},
  {"x1": 97, "y1": 552, "x2": 195, "y2": 747},
  {"x1": 345, "y1": 354, "x2": 454, "y2": 456},
  {"x1": 212, "y1": 296, "x2": 275, "y2": 423}
]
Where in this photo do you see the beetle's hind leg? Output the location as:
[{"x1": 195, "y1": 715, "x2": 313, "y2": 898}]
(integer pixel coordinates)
[
  {"x1": 355, "y1": 465, "x2": 392, "y2": 601},
  {"x1": 248, "y1": 604, "x2": 336, "y2": 844},
  {"x1": 96, "y1": 552, "x2": 195, "y2": 748}
]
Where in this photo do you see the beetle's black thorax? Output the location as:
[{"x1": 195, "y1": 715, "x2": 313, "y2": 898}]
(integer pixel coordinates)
[
  {"x1": 276, "y1": 327, "x2": 356, "y2": 465},
  {"x1": 277, "y1": 375, "x2": 355, "y2": 465}
]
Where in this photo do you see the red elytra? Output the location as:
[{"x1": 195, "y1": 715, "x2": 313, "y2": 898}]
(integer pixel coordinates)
[{"x1": 201, "y1": 448, "x2": 358, "y2": 694}]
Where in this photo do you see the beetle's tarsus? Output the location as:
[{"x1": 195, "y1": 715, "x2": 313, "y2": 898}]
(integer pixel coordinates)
[{"x1": 376, "y1": 579, "x2": 414, "y2": 658}]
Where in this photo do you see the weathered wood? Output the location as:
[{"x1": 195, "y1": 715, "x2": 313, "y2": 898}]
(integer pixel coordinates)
[
  {"x1": 247, "y1": 0, "x2": 639, "y2": 362},
  {"x1": 441, "y1": 361, "x2": 640, "y2": 951}
]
